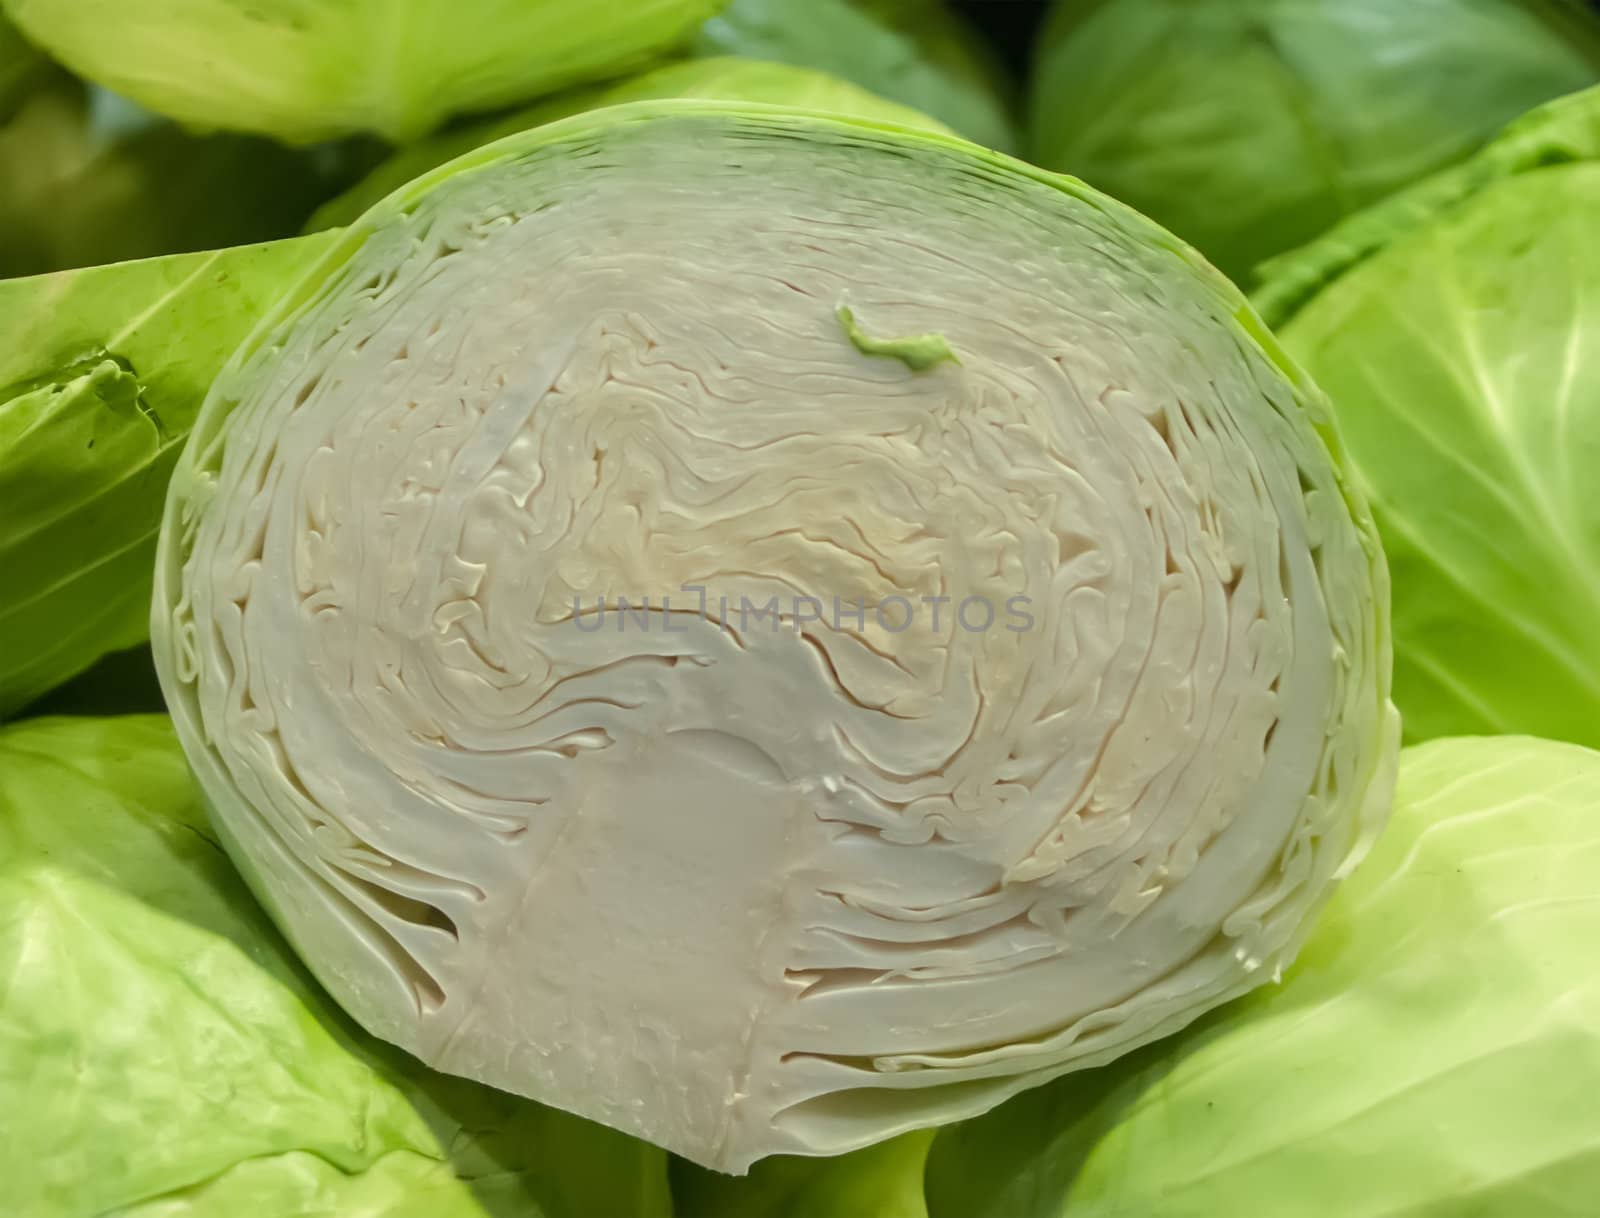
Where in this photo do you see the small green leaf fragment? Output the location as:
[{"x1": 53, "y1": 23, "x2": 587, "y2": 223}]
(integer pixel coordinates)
[{"x1": 836, "y1": 304, "x2": 958, "y2": 372}]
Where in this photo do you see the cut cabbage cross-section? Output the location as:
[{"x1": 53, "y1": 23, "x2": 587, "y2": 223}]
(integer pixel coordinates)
[{"x1": 152, "y1": 103, "x2": 1399, "y2": 1173}]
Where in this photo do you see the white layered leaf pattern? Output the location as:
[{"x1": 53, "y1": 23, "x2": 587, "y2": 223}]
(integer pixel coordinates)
[{"x1": 152, "y1": 103, "x2": 1397, "y2": 1171}]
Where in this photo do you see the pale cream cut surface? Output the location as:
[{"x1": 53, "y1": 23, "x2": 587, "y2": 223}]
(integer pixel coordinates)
[{"x1": 154, "y1": 108, "x2": 1397, "y2": 1173}]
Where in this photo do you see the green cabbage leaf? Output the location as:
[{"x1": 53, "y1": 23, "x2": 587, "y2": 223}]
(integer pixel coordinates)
[
  {"x1": 1030, "y1": 0, "x2": 1600, "y2": 283},
  {"x1": 0, "y1": 0, "x2": 727, "y2": 142},
  {"x1": 0, "y1": 714, "x2": 672, "y2": 1218},
  {"x1": 0, "y1": 236, "x2": 332, "y2": 718},
  {"x1": 1257, "y1": 83, "x2": 1600, "y2": 746}
]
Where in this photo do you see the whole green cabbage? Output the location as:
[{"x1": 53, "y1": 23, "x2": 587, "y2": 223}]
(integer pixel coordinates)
[
  {"x1": 1257, "y1": 83, "x2": 1600, "y2": 747},
  {"x1": 1030, "y1": 0, "x2": 1600, "y2": 283}
]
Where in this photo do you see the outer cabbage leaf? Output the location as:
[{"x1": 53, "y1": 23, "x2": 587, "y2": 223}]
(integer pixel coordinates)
[
  {"x1": 0, "y1": 235, "x2": 334, "y2": 718},
  {"x1": 0, "y1": 0, "x2": 727, "y2": 143},
  {"x1": 921, "y1": 735, "x2": 1600, "y2": 1218},
  {"x1": 1257, "y1": 83, "x2": 1600, "y2": 746},
  {"x1": 153, "y1": 100, "x2": 1395, "y2": 1171},
  {"x1": 693, "y1": 0, "x2": 1016, "y2": 150},
  {"x1": 1030, "y1": 0, "x2": 1600, "y2": 283},
  {"x1": 0, "y1": 714, "x2": 673, "y2": 1218},
  {"x1": 310, "y1": 57, "x2": 951, "y2": 231}
]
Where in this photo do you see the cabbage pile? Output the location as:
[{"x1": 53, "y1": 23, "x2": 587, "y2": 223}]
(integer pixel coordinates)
[{"x1": 2, "y1": 4, "x2": 1598, "y2": 1215}]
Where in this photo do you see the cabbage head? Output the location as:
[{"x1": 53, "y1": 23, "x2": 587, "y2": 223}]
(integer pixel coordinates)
[
  {"x1": 0, "y1": 0, "x2": 726, "y2": 142},
  {"x1": 1030, "y1": 0, "x2": 1600, "y2": 283},
  {"x1": 0, "y1": 714, "x2": 674, "y2": 1218},
  {"x1": 1257, "y1": 83, "x2": 1600, "y2": 747},
  {"x1": 152, "y1": 101, "x2": 1397, "y2": 1171},
  {"x1": 918, "y1": 734, "x2": 1600, "y2": 1218}
]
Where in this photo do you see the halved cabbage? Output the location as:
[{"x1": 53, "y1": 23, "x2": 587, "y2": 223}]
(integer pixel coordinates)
[{"x1": 152, "y1": 102, "x2": 1397, "y2": 1171}]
